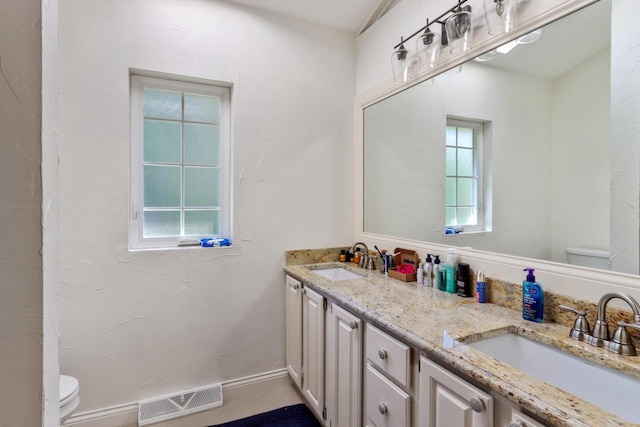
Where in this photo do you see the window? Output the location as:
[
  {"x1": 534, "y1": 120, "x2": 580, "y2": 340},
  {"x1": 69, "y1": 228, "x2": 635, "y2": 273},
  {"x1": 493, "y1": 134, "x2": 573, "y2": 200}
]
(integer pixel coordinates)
[
  {"x1": 445, "y1": 118, "x2": 484, "y2": 232},
  {"x1": 130, "y1": 75, "x2": 231, "y2": 249}
]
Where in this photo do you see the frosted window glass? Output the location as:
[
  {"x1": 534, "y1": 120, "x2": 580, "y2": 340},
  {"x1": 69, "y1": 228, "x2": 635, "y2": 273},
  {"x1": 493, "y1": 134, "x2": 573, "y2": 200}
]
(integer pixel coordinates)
[
  {"x1": 457, "y1": 207, "x2": 476, "y2": 225},
  {"x1": 458, "y1": 148, "x2": 473, "y2": 176},
  {"x1": 144, "y1": 120, "x2": 182, "y2": 163},
  {"x1": 458, "y1": 178, "x2": 474, "y2": 205},
  {"x1": 184, "y1": 93, "x2": 219, "y2": 124},
  {"x1": 446, "y1": 177, "x2": 456, "y2": 206},
  {"x1": 143, "y1": 211, "x2": 181, "y2": 237},
  {"x1": 446, "y1": 126, "x2": 457, "y2": 146},
  {"x1": 144, "y1": 89, "x2": 181, "y2": 120},
  {"x1": 446, "y1": 147, "x2": 457, "y2": 176},
  {"x1": 184, "y1": 167, "x2": 219, "y2": 207},
  {"x1": 184, "y1": 210, "x2": 220, "y2": 235},
  {"x1": 184, "y1": 123, "x2": 219, "y2": 166},
  {"x1": 458, "y1": 127, "x2": 474, "y2": 148},
  {"x1": 144, "y1": 165, "x2": 181, "y2": 207},
  {"x1": 446, "y1": 207, "x2": 456, "y2": 225}
]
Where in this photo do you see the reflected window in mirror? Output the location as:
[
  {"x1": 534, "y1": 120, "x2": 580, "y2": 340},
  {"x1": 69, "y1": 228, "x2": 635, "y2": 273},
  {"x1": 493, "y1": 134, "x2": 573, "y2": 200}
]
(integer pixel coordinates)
[{"x1": 445, "y1": 118, "x2": 488, "y2": 233}]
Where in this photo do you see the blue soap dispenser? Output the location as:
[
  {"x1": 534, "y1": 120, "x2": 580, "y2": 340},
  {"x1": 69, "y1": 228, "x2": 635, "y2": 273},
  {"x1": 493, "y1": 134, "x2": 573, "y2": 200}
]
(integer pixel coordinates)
[{"x1": 522, "y1": 268, "x2": 544, "y2": 322}]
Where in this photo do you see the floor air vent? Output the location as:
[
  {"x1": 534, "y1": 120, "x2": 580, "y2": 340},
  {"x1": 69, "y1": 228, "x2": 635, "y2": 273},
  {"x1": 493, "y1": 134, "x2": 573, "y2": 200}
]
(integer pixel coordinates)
[{"x1": 138, "y1": 383, "x2": 223, "y2": 425}]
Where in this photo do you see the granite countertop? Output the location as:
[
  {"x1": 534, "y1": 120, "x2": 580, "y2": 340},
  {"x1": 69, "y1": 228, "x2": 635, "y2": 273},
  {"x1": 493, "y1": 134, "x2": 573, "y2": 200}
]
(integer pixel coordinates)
[{"x1": 284, "y1": 262, "x2": 640, "y2": 427}]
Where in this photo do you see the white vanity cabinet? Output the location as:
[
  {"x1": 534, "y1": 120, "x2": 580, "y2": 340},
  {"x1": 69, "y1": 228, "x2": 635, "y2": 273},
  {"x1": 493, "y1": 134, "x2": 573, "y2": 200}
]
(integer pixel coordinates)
[
  {"x1": 365, "y1": 324, "x2": 412, "y2": 427},
  {"x1": 419, "y1": 356, "x2": 493, "y2": 427},
  {"x1": 509, "y1": 409, "x2": 547, "y2": 427},
  {"x1": 325, "y1": 302, "x2": 363, "y2": 427},
  {"x1": 285, "y1": 275, "x2": 326, "y2": 421}
]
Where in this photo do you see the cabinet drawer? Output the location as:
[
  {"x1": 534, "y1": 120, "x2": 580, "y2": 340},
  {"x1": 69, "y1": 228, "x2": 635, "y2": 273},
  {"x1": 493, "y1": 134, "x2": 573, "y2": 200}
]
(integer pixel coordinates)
[
  {"x1": 366, "y1": 324, "x2": 410, "y2": 387},
  {"x1": 511, "y1": 409, "x2": 547, "y2": 427},
  {"x1": 366, "y1": 363, "x2": 410, "y2": 427}
]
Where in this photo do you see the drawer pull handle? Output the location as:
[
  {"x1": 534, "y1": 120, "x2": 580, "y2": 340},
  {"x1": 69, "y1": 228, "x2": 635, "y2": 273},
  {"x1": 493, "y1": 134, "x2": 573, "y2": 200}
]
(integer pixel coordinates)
[
  {"x1": 378, "y1": 348, "x2": 388, "y2": 360},
  {"x1": 378, "y1": 403, "x2": 388, "y2": 415},
  {"x1": 469, "y1": 396, "x2": 485, "y2": 413},
  {"x1": 349, "y1": 320, "x2": 358, "y2": 329},
  {"x1": 509, "y1": 422, "x2": 525, "y2": 427}
]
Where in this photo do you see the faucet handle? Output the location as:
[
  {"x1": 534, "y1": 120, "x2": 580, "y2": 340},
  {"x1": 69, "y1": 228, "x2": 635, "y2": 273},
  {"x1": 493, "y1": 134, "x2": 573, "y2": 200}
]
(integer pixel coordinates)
[
  {"x1": 560, "y1": 305, "x2": 591, "y2": 341},
  {"x1": 609, "y1": 321, "x2": 638, "y2": 356}
]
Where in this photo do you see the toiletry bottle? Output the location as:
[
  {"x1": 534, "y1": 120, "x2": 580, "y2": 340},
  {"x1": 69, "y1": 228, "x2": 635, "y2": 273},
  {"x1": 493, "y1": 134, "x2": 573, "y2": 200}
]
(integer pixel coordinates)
[
  {"x1": 476, "y1": 271, "x2": 486, "y2": 303},
  {"x1": 522, "y1": 268, "x2": 544, "y2": 322},
  {"x1": 379, "y1": 250, "x2": 387, "y2": 273},
  {"x1": 434, "y1": 255, "x2": 443, "y2": 290},
  {"x1": 339, "y1": 250, "x2": 346, "y2": 262},
  {"x1": 444, "y1": 248, "x2": 458, "y2": 293},
  {"x1": 417, "y1": 262, "x2": 424, "y2": 285},
  {"x1": 456, "y1": 263, "x2": 471, "y2": 297},
  {"x1": 425, "y1": 254, "x2": 433, "y2": 287}
]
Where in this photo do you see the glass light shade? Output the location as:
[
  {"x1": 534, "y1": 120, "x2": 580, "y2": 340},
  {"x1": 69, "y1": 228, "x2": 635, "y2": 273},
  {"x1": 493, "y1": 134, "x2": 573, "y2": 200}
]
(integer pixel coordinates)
[
  {"x1": 445, "y1": 8, "x2": 473, "y2": 55},
  {"x1": 391, "y1": 45, "x2": 417, "y2": 82},
  {"x1": 483, "y1": 0, "x2": 520, "y2": 35},
  {"x1": 416, "y1": 29, "x2": 441, "y2": 71}
]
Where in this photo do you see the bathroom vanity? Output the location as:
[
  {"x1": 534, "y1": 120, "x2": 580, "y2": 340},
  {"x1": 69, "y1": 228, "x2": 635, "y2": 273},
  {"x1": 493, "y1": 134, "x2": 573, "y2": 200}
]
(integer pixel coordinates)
[{"x1": 284, "y1": 261, "x2": 640, "y2": 427}]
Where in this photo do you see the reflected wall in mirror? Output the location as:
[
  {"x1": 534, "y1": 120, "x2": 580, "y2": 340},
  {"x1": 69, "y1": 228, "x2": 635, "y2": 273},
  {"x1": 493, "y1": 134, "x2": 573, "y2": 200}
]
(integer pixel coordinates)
[{"x1": 363, "y1": 0, "x2": 640, "y2": 275}]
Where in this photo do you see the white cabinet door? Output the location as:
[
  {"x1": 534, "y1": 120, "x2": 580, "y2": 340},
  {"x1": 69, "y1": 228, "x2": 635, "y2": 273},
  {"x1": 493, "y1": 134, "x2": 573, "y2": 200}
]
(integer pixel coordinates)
[
  {"x1": 326, "y1": 303, "x2": 363, "y2": 427},
  {"x1": 419, "y1": 357, "x2": 493, "y2": 427},
  {"x1": 302, "y1": 286, "x2": 325, "y2": 419},
  {"x1": 285, "y1": 275, "x2": 303, "y2": 388}
]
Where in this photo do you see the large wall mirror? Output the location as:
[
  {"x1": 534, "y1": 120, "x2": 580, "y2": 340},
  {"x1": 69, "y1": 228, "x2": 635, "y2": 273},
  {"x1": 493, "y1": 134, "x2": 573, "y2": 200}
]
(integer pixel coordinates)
[{"x1": 363, "y1": 0, "x2": 640, "y2": 276}]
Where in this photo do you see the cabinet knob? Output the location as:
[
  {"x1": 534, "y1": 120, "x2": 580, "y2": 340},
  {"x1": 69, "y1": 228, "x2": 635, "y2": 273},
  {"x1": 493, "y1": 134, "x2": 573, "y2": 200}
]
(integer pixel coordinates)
[
  {"x1": 349, "y1": 320, "x2": 358, "y2": 330},
  {"x1": 469, "y1": 396, "x2": 485, "y2": 413},
  {"x1": 378, "y1": 403, "x2": 388, "y2": 415},
  {"x1": 509, "y1": 422, "x2": 525, "y2": 427},
  {"x1": 301, "y1": 288, "x2": 306, "y2": 295},
  {"x1": 378, "y1": 348, "x2": 388, "y2": 360},
  {"x1": 293, "y1": 283, "x2": 300, "y2": 290}
]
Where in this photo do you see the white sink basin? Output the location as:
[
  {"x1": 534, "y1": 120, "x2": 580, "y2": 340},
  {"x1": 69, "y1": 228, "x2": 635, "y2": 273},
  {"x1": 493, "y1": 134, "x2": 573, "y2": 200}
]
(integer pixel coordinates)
[
  {"x1": 468, "y1": 333, "x2": 640, "y2": 423},
  {"x1": 312, "y1": 267, "x2": 364, "y2": 281}
]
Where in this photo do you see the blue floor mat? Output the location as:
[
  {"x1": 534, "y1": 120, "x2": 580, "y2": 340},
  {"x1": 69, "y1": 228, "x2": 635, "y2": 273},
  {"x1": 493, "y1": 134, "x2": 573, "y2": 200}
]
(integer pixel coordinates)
[{"x1": 210, "y1": 403, "x2": 321, "y2": 427}]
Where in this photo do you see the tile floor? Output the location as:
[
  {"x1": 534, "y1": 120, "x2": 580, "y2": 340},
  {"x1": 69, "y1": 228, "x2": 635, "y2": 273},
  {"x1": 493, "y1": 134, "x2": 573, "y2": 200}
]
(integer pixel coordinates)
[{"x1": 152, "y1": 379, "x2": 304, "y2": 427}]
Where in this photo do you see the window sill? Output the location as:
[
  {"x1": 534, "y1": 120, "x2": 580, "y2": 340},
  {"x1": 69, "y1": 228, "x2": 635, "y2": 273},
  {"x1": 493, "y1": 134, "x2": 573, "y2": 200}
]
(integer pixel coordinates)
[{"x1": 128, "y1": 243, "x2": 234, "y2": 253}]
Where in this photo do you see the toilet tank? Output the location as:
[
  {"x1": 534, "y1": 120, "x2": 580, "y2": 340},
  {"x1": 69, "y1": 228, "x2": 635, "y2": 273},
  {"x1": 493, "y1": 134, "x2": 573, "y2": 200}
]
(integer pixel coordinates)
[{"x1": 565, "y1": 247, "x2": 610, "y2": 270}]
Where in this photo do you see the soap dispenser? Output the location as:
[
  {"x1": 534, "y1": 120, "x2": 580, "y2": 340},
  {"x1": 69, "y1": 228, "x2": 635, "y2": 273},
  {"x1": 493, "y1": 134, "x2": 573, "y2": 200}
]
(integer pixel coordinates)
[{"x1": 522, "y1": 268, "x2": 544, "y2": 323}]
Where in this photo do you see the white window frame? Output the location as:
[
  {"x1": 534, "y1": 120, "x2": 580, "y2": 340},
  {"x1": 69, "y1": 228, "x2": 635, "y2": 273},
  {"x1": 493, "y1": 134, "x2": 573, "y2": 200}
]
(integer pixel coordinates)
[
  {"x1": 445, "y1": 118, "x2": 485, "y2": 232},
  {"x1": 130, "y1": 74, "x2": 232, "y2": 250}
]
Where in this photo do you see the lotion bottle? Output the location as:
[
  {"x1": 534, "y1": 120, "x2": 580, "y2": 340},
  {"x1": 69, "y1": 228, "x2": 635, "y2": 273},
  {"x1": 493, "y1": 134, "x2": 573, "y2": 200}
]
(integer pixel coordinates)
[
  {"x1": 522, "y1": 268, "x2": 544, "y2": 322},
  {"x1": 425, "y1": 254, "x2": 434, "y2": 287},
  {"x1": 434, "y1": 255, "x2": 443, "y2": 290}
]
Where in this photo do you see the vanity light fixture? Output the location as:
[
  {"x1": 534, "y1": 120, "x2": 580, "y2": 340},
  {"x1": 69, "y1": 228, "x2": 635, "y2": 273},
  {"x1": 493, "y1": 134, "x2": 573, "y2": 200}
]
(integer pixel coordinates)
[
  {"x1": 445, "y1": 1, "x2": 474, "y2": 55},
  {"x1": 391, "y1": 37, "x2": 417, "y2": 83},
  {"x1": 483, "y1": 0, "x2": 520, "y2": 35},
  {"x1": 474, "y1": 49, "x2": 497, "y2": 62},
  {"x1": 416, "y1": 19, "x2": 441, "y2": 71},
  {"x1": 391, "y1": 0, "x2": 473, "y2": 82}
]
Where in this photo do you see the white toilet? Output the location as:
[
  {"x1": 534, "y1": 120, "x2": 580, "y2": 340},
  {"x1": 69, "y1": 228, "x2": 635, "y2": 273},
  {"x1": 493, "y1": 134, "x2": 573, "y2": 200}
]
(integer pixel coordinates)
[
  {"x1": 565, "y1": 247, "x2": 610, "y2": 270},
  {"x1": 60, "y1": 375, "x2": 80, "y2": 424}
]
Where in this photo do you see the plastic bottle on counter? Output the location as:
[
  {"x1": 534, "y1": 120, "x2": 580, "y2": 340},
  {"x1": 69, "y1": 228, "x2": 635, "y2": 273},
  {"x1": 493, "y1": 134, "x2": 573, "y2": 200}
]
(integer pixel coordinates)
[
  {"x1": 434, "y1": 255, "x2": 443, "y2": 290},
  {"x1": 425, "y1": 254, "x2": 434, "y2": 287},
  {"x1": 417, "y1": 262, "x2": 424, "y2": 285}
]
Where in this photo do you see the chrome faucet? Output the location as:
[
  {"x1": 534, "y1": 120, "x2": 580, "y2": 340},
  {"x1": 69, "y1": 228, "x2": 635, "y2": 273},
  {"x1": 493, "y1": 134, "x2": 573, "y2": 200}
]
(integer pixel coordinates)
[
  {"x1": 349, "y1": 242, "x2": 369, "y2": 268},
  {"x1": 562, "y1": 291, "x2": 640, "y2": 356}
]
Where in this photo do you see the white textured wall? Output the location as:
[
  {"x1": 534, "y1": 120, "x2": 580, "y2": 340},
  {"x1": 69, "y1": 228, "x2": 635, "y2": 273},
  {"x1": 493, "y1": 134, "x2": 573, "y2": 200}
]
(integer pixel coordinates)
[
  {"x1": 59, "y1": 0, "x2": 354, "y2": 413},
  {"x1": 550, "y1": 48, "x2": 611, "y2": 264},
  {"x1": 0, "y1": 0, "x2": 44, "y2": 425},
  {"x1": 610, "y1": 0, "x2": 640, "y2": 274}
]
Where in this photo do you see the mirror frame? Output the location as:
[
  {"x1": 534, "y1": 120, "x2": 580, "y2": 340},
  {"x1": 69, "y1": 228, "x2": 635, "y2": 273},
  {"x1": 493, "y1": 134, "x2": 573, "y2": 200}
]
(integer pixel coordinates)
[{"x1": 353, "y1": 0, "x2": 640, "y2": 290}]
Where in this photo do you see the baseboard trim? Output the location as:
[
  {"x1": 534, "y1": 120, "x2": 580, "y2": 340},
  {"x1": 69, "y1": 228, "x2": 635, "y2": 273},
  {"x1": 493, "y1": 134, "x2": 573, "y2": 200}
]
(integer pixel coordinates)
[{"x1": 64, "y1": 368, "x2": 289, "y2": 427}]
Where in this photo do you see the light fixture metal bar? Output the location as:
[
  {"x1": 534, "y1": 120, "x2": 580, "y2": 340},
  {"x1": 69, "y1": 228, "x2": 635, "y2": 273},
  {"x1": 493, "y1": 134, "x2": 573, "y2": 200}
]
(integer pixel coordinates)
[{"x1": 393, "y1": 0, "x2": 470, "y2": 49}]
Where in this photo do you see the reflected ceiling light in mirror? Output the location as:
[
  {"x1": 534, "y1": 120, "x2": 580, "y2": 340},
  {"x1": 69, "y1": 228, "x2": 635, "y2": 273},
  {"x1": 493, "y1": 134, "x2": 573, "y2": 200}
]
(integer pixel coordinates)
[
  {"x1": 445, "y1": 2, "x2": 473, "y2": 55},
  {"x1": 391, "y1": 37, "x2": 417, "y2": 82},
  {"x1": 496, "y1": 28, "x2": 542, "y2": 54},
  {"x1": 483, "y1": 0, "x2": 520, "y2": 35},
  {"x1": 475, "y1": 49, "x2": 497, "y2": 62},
  {"x1": 416, "y1": 19, "x2": 442, "y2": 71}
]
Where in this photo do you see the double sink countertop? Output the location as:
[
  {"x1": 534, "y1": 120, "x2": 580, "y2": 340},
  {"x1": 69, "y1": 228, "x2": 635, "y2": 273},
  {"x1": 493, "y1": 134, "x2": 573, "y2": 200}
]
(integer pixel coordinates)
[{"x1": 284, "y1": 262, "x2": 640, "y2": 427}]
